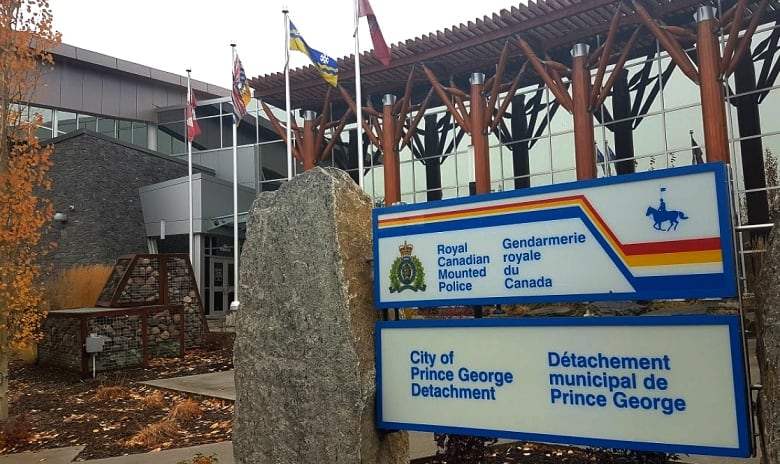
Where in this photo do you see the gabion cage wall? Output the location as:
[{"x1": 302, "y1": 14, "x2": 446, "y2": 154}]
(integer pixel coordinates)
[
  {"x1": 39, "y1": 254, "x2": 207, "y2": 377},
  {"x1": 96, "y1": 254, "x2": 206, "y2": 348},
  {"x1": 39, "y1": 306, "x2": 184, "y2": 377},
  {"x1": 38, "y1": 315, "x2": 81, "y2": 371}
]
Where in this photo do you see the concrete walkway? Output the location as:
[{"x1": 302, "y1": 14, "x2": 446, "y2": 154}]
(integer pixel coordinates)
[{"x1": 0, "y1": 442, "x2": 233, "y2": 464}]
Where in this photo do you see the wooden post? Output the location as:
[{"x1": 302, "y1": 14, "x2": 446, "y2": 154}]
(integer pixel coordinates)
[
  {"x1": 697, "y1": 6, "x2": 730, "y2": 164},
  {"x1": 470, "y1": 73, "x2": 491, "y2": 194},
  {"x1": 382, "y1": 94, "x2": 400, "y2": 206},
  {"x1": 572, "y1": 43, "x2": 596, "y2": 180},
  {"x1": 302, "y1": 110, "x2": 317, "y2": 171}
]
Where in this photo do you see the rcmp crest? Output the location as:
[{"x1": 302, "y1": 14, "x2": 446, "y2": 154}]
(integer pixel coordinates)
[{"x1": 389, "y1": 241, "x2": 426, "y2": 293}]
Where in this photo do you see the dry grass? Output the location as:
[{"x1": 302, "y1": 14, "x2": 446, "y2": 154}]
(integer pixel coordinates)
[
  {"x1": 0, "y1": 414, "x2": 32, "y2": 450},
  {"x1": 93, "y1": 385, "x2": 130, "y2": 401},
  {"x1": 47, "y1": 264, "x2": 113, "y2": 310},
  {"x1": 167, "y1": 399, "x2": 203, "y2": 422},
  {"x1": 128, "y1": 419, "x2": 180, "y2": 447},
  {"x1": 138, "y1": 390, "x2": 167, "y2": 410},
  {"x1": 177, "y1": 453, "x2": 219, "y2": 464}
]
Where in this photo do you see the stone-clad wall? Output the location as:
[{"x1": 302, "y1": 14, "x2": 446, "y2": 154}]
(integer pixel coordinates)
[
  {"x1": 167, "y1": 256, "x2": 206, "y2": 348},
  {"x1": 101, "y1": 255, "x2": 206, "y2": 348},
  {"x1": 44, "y1": 130, "x2": 211, "y2": 270},
  {"x1": 38, "y1": 306, "x2": 185, "y2": 375},
  {"x1": 117, "y1": 257, "x2": 161, "y2": 305},
  {"x1": 37, "y1": 316, "x2": 81, "y2": 371},
  {"x1": 87, "y1": 312, "x2": 144, "y2": 371}
]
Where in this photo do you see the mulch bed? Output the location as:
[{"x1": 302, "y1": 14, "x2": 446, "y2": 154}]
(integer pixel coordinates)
[{"x1": 3, "y1": 332, "x2": 235, "y2": 461}]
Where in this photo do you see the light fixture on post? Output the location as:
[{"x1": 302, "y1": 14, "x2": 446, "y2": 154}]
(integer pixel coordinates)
[{"x1": 53, "y1": 212, "x2": 68, "y2": 223}]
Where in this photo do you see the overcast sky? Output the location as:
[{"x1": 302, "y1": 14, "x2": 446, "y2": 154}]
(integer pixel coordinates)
[{"x1": 48, "y1": 0, "x2": 520, "y2": 89}]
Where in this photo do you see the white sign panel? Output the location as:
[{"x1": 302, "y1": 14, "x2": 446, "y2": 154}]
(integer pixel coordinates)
[
  {"x1": 372, "y1": 164, "x2": 736, "y2": 308},
  {"x1": 376, "y1": 316, "x2": 751, "y2": 457}
]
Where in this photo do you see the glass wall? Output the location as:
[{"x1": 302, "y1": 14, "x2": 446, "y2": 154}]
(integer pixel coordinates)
[{"x1": 23, "y1": 104, "x2": 150, "y2": 150}]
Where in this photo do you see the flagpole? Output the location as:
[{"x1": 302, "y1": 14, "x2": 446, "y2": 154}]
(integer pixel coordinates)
[
  {"x1": 231, "y1": 44, "x2": 240, "y2": 311},
  {"x1": 186, "y1": 69, "x2": 194, "y2": 264},
  {"x1": 354, "y1": 0, "x2": 364, "y2": 189},
  {"x1": 284, "y1": 9, "x2": 293, "y2": 181}
]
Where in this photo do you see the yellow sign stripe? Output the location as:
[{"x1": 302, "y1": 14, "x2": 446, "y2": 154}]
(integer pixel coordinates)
[{"x1": 625, "y1": 250, "x2": 723, "y2": 267}]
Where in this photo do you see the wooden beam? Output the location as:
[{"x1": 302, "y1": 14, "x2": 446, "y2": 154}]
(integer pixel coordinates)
[
  {"x1": 724, "y1": 0, "x2": 770, "y2": 77},
  {"x1": 484, "y1": 41, "x2": 510, "y2": 127},
  {"x1": 590, "y1": 5, "x2": 622, "y2": 109},
  {"x1": 260, "y1": 100, "x2": 301, "y2": 162},
  {"x1": 491, "y1": 62, "x2": 529, "y2": 133},
  {"x1": 697, "y1": 8, "x2": 730, "y2": 164},
  {"x1": 422, "y1": 64, "x2": 471, "y2": 132},
  {"x1": 593, "y1": 27, "x2": 642, "y2": 110},
  {"x1": 517, "y1": 38, "x2": 573, "y2": 112},
  {"x1": 336, "y1": 85, "x2": 383, "y2": 148},
  {"x1": 721, "y1": 0, "x2": 748, "y2": 74},
  {"x1": 627, "y1": 0, "x2": 700, "y2": 83},
  {"x1": 572, "y1": 45, "x2": 596, "y2": 180},
  {"x1": 382, "y1": 96, "x2": 401, "y2": 206},
  {"x1": 470, "y1": 74, "x2": 491, "y2": 194}
]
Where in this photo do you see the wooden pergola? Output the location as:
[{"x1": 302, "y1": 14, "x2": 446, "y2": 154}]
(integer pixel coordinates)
[{"x1": 250, "y1": 0, "x2": 776, "y2": 208}]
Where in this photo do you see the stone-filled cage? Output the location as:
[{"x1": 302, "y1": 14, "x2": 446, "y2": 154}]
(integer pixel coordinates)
[{"x1": 38, "y1": 254, "x2": 208, "y2": 377}]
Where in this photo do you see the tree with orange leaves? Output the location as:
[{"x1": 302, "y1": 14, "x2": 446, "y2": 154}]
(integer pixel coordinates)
[{"x1": 0, "y1": 0, "x2": 60, "y2": 419}]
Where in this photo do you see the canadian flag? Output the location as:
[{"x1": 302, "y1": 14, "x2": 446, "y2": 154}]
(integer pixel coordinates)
[
  {"x1": 358, "y1": 0, "x2": 391, "y2": 66},
  {"x1": 186, "y1": 88, "x2": 201, "y2": 143}
]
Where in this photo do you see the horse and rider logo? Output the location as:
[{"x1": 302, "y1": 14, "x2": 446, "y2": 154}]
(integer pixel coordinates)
[
  {"x1": 389, "y1": 241, "x2": 427, "y2": 293},
  {"x1": 646, "y1": 187, "x2": 689, "y2": 231}
]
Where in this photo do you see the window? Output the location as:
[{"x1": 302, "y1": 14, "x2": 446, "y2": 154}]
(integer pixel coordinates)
[
  {"x1": 57, "y1": 111, "x2": 77, "y2": 135},
  {"x1": 78, "y1": 114, "x2": 97, "y2": 131}
]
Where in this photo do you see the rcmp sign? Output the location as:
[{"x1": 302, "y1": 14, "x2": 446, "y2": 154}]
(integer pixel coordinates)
[{"x1": 372, "y1": 163, "x2": 736, "y2": 308}]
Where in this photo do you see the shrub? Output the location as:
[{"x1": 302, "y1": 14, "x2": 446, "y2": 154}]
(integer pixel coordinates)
[
  {"x1": 138, "y1": 390, "x2": 167, "y2": 410},
  {"x1": 204, "y1": 331, "x2": 235, "y2": 352},
  {"x1": 94, "y1": 385, "x2": 130, "y2": 401},
  {"x1": 128, "y1": 419, "x2": 180, "y2": 447},
  {"x1": 434, "y1": 433, "x2": 498, "y2": 463},
  {"x1": 0, "y1": 414, "x2": 32, "y2": 449},
  {"x1": 177, "y1": 453, "x2": 219, "y2": 464},
  {"x1": 167, "y1": 399, "x2": 203, "y2": 421},
  {"x1": 46, "y1": 264, "x2": 113, "y2": 310},
  {"x1": 583, "y1": 447, "x2": 677, "y2": 463}
]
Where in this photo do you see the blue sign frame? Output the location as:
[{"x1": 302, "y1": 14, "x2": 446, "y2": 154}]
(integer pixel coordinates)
[
  {"x1": 376, "y1": 315, "x2": 751, "y2": 457},
  {"x1": 372, "y1": 163, "x2": 736, "y2": 308}
]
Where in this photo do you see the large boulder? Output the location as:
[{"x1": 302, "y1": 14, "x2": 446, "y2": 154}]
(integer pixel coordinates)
[
  {"x1": 233, "y1": 167, "x2": 408, "y2": 464},
  {"x1": 756, "y1": 222, "x2": 780, "y2": 464}
]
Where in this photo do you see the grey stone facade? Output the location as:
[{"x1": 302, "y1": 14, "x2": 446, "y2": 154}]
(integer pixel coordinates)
[{"x1": 44, "y1": 129, "x2": 212, "y2": 270}]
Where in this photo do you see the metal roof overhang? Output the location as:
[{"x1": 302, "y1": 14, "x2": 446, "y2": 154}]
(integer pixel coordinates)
[{"x1": 250, "y1": 0, "x2": 776, "y2": 115}]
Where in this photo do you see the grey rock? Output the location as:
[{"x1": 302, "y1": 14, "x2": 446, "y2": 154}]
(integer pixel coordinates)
[
  {"x1": 756, "y1": 222, "x2": 780, "y2": 464},
  {"x1": 643, "y1": 303, "x2": 709, "y2": 316},
  {"x1": 527, "y1": 305, "x2": 583, "y2": 317},
  {"x1": 586, "y1": 300, "x2": 647, "y2": 316},
  {"x1": 233, "y1": 167, "x2": 408, "y2": 464}
]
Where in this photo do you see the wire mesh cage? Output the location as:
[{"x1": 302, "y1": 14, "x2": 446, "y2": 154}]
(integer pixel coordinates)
[{"x1": 39, "y1": 254, "x2": 206, "y2": 377}]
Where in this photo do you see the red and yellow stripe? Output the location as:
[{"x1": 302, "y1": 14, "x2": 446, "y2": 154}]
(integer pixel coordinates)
[{"x1": 378, "y1": 195, "x2": 722, "y2": 269}]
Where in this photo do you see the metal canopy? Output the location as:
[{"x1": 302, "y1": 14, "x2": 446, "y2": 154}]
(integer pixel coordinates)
[{"x1": 249, "y1": 0, "x2": 775, "y2": 113}]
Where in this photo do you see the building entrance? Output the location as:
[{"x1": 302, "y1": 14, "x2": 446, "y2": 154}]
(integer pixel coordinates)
[
  {"x1": 206, "y1": 257, "x2": 234, "y2": 317},
  {"x1": 203, "y1": 236, "x2": 236, "y2": 318}
]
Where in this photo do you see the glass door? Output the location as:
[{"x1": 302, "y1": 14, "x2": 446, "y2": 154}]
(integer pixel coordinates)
[{"x1": 209, "y1": 258, "x2": 233, "y2": 317}]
